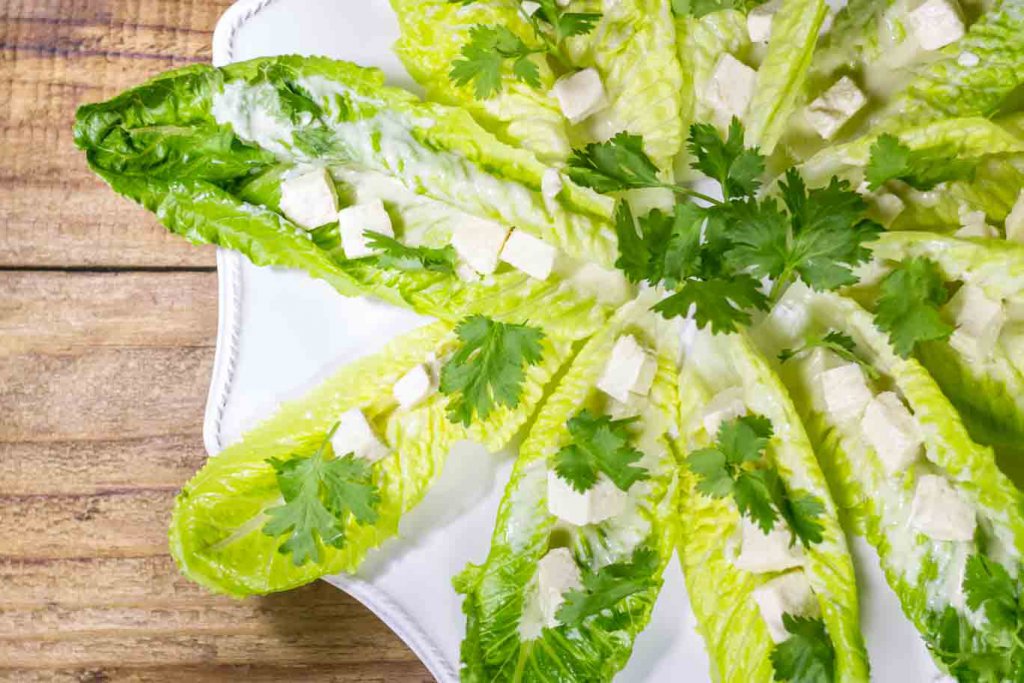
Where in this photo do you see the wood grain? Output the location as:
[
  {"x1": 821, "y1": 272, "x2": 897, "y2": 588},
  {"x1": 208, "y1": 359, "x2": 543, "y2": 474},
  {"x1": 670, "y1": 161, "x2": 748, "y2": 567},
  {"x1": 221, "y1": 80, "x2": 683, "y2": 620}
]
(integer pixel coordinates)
[{"x1": 0, "y1": 1, "x2": 434, "y2": 673}]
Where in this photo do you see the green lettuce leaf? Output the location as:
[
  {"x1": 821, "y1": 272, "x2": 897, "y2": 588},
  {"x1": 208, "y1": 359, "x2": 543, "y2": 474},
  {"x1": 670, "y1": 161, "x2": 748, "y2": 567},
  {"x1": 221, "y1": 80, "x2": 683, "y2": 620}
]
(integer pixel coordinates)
[
  {"x1": 169, "y1": 323, "x2": 572, "y2": 597},
  {"x1": 456, "y1": 297, "x2": 681, "y2": 681},
  {"x1": 676, "y1": 329, "x2": 868, "y2": 682}
]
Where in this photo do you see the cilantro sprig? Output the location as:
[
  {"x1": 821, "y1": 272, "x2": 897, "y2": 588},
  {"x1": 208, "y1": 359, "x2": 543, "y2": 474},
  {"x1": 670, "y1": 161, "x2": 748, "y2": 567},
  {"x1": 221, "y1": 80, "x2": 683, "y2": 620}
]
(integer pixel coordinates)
[
  {"x1": 771, "y1": 614, "x2": 836, "y2": 683},
  {"x1": 439, "y1": 315, "x2": 545, "y2": 426},
  {"x1": 262, "y1": 423, "x2": 381, "y2": 566},
  {"x1": 574, "y1": 120, "x2": 882, "y2": 334},
  {"x1": 779, "y1": 330, "x2": 880, "y2": 380},
  {"x1": 687, "y1": 415, "x2": 825, "y2": 547},
  {"x1": 873, "y1": 257, "x2": 954, "y2": 358},
  {"x1": 449, "y1": 1, "x2": 600, "y2": 99},
  {"x1": 552, "y1": 410, "x2": 648, "y2": 493},
  {"x1": 671, "y1": 0, "x2": 768, "y2": 18},
  {"x1": 364, "y1": 231, "x2": 458, "y2": 273},
  {"x1": 865, "y1": 133, "x2": 977, "y2": 192},
  {"x1": 556, "y1": 546, "x2": 659, "y2": 627}
]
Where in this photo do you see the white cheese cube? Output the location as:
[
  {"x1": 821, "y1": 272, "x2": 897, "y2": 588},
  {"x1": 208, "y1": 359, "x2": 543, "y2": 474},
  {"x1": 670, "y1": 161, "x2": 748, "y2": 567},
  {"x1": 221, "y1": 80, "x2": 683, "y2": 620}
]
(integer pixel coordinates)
[
  {"x1": 332, "y1": 408, "x2": 389, "y2": 462},
  {"x1": 910, "y1": 474, "x2": 976, "y2": 541},
  {"x1": 500, "y1": 230, "x2": 558, "y2": 280},
  {"x1": 536, "y1": 547, "x2": 582, "y2": 627},
  {"x1": 703, "y1": 54, "x2": 757, "y2": 127},
  {"x1": 392, "y1": 364, "x2": 434, "y2": 410},
  {"x1": 597, "y1": 335, "x2": 656, "y2": 402},
  {"x1": 1005, "y1": 190, "x2": 1024, "y2": 243},
  {"x1": 908, "y1": 0, "x2": 965, "y2": 51},
  {"x1": 955, "y1": 206, "x2": 997, "y2": 238},
  {"x1": 279, "y1": 168, "x2": 338, "y2": 230},
  {"x1": 542, "y1": 168, "x2": 564, "y2": 203},
  {"x1": 861, "y1": 392, "x2": 923, "y2": 475},
  {"x1": 752, "y1": 571, "x2": 820, "y2": 643},
  {"x1": 608, "y1": 393, "x2": 646, "y2": 421},
  {"x1": 547, "y1": 471, "x2": 627, "y2": 526},
  {"x1": 820, "y1": 363, "x2": 874, "y2": 423},
  {"x1": 747, "y1": 0, "x2": 782, "y2": 42},
  {"x1": 805, "y1": 77, "x2": 867, "y2": 140},
  {"x1": 338, "y1": 199, "x2": 394, "y2": 258},
  {"x1": 551, "y1": 68, "x2": 608, "y2": 124},
  {"x1": 451, "y1": 217, "x2": 510, "y2": 275},
  {"x1": 701, "y1": 387, "x2": 747, "y2": 437},
  {"x1": 946, "y1": 284, "x2": 1006, "y2": 357},
  {"x1": 520, "y1": 0, "x2": 542, "y2": 16},
  {"x1": 734, "y1": 518, "x2": 804, "y2": 574}
]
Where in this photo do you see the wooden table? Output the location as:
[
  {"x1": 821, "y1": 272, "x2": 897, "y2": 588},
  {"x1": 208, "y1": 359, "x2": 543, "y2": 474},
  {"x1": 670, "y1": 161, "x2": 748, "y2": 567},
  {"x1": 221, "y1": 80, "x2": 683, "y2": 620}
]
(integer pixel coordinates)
[{"x1": 0, "y1": 2, "x2": 431, "y2": 679}]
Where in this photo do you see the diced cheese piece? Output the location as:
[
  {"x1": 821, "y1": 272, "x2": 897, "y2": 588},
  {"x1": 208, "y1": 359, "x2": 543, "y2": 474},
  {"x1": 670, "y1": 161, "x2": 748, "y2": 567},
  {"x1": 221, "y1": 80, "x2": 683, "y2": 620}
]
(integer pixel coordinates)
[
  {"x1": 279, "y1": 168, "x2": 338, "y2": 230},
  {"x1": 805, "y1": 77, "x2": 867, "y2": 140},
  {"x1": 702, "y1": 54, "x2": 757, "y2": 127},
  {"x1": 392, "y1": 364, "x2": 434, "y2": 410},
  {"x1": 701, "y1": 387, "x2": 747, "y2": 437},
  {"x1": 338, "y1": 199, "x2": 394, "y2": 258},
  {"x1": 542, "y1": 168, "x2": 564, "y2": 203},
  {"x1": 547, "y1": 471, "x2": 627, "y2": 526},
  {"x1": 1005, "y1": 190, "x2": 1024, "y2": 243},
  {"x1": 597, "y1": 335, "x2": 656, "y2": 402},
  {"x1": 747, "y1": 0, "x2": 782, "y2": 42},
  {"x1": 520, "y1": 0, "x2": 541, "y2": 16},
  {"x1": 536, "y1": 548, "x2": 582, "y2": 627},
  {"x1": 451, "y1": 217, "x2": 510, "y2": 275},
  {"x1": 908, "y1": 0, "x2": 965, "y2": 51},
  {"x1": 955, "y1": 206, "x2": 997, "y2": 238},
  {"x1": 734, "y1": 518, "x2": 804, "y2": 574},
  {"x1": 873, "y1": 193, "x2": 906, "y2": 226},
  {"x1": 608, "y1": 393, "x2": 646, "y2": 421},
  {"x1": 551, "y1": 68, "x2": 608, "y2": 124},
  {"x1": 946, "y1": 284, "x2": 1006, "y2": 357},
  {"x1": 752, "y1": 572, "x2": 820, "y2": 643},
  {"x1": 500, "y1": 230, "x2": 557, "y2": 280},
  {"x1": 332, "y1": 408, "x2": 389, "y2": 462},
  {"x1": 861, "y1": 392, "x2": 923, "y2": 475},
  {"x1": 910, "y1": 474, "x2": 976, "y2": 541},
  {"x1": 820, "y1": 363, "x2": 873, "y2": 422},
  {"x1": 568, "y1": 263, "x2": 633, "y2": 305}
]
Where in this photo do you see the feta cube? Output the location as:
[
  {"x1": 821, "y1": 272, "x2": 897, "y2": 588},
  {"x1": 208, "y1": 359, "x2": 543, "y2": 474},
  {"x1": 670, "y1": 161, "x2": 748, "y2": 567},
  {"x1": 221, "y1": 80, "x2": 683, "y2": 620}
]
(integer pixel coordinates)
[
  {"x1": 500, "y1": 230, "x2": 558, "y2": 280},
  {"x1": 337, "y1": 199, "x2": 394, "y2": 258},
  {"x1": 820, "y1": 363, "x2": 874, "y2": 422},
  {"x1": 910, "y1": 474, "x2": 976, "y2": 541},
  {"x1": 536, "y1": 547, "x2": 582, "y2": 627},
  {"x1": 701, "y1": 387, "x2": 747, "y2": 437},
  {"x1": 597, "y1": 335, "x2": 657, "y2": 402},
  {"x1": 520, "y1": 0, "x2": 541, "y2": 16},
  {"x1": 733, "y1": 518, "x2": 804, "y2": 574},
  {"x1": 908, "y1": 0, "x2": 965, "y2": 51},
  {"x1": 805, "y1": 77, "x2": 867, "y2": 140},
  {"x1": 541, "y1": 168, "x2": 564, "y2": 203},
  {"x1": 332, "y1": 408, "x2": 389, "y2": 462},
  {"x1": 279, "y1": 168, "x2": 338, "y2": 230},
  {"x1": 955, "y1": 206, "x2": 997, "y2": 238},
  {"x1": 392, "y1": 364, "x2": 434, "y2": 410},
  {"x1": 608, "y1": 393, "x2": 646, "y2": 421},
  {"x1": 752, "y1": 571, "x2": 820, "y2": 643},
  {"x1": 1005, "y1": 190, "x2": 1024, "y2": 243},
  {"x1": 451, "y1": 217, "x2": 510, "y2": 275},
  {"x1": 551, "y1": 68, "x2": 608, "y2": 124},
  {"x1": 861, "y1": 392, "x2": 923, "y2": 475},
  {"x1": 747, "y1": 0, "x2": 782, "y2": 42},
  {"x1": 547, "y1": 471, "x2": 627, "y2": 526},
  {"x1": 702, "y1": 54, "x2": 757, "y2": 127},
  {"x1": 946, "y1": 284, "x2": 1006, "y2": 357}
]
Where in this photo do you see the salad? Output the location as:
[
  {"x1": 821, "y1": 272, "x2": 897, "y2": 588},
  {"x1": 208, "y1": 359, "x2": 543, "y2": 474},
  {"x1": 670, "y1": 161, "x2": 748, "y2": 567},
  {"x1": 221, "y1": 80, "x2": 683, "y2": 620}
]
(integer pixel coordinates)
[{"x1": 72, "y1": 0, "x2": 1024, "y2": 679}]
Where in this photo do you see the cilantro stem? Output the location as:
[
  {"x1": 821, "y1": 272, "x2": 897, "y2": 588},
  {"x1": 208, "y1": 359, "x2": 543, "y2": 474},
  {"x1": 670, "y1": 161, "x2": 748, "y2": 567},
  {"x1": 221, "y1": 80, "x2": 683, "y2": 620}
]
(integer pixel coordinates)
[
  {"x1": 768, "y1": 269, "x2": 793, "y2": 304},
  {"x1": 667, "y1": 184, "x2": 721, "y2": 206},
  {"x1": 526, "y1": 14, "x2": 572, "y2": 70}
]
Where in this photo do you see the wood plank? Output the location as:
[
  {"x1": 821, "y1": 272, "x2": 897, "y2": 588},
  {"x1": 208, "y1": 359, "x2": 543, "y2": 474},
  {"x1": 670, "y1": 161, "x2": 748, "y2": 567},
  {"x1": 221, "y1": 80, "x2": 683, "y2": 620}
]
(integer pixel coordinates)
[
  {"x1": 0, "y1": 664, "x2": 433, "y2": 682},
  {"x1": 0, "y1": 0, "x2": 230, "y2": 267}
]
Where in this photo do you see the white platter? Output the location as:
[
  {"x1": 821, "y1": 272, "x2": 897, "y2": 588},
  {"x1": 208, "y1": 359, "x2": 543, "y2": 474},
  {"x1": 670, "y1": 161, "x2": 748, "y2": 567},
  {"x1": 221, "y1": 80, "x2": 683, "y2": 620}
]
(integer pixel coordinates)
[{"x1": 206, "y1": 1, "x2": 947, "y2": 680}]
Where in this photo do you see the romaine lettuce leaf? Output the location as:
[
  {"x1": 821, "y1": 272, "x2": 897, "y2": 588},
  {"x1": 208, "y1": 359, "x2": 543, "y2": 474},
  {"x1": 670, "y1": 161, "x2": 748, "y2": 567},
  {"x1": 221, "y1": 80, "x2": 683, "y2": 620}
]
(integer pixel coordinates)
[
  {"x1": 169, "y1": 322, "x2": 572, "y2": 597},
  {"x1": 754, "y1": 284, "x2": 1024, "y2": 680},
  {"x1": 456, "y1": 297, "x2": 681, "y2": 681},
  {"x1": 676, "y1": 329, "x2": 869, "y2": 682}
]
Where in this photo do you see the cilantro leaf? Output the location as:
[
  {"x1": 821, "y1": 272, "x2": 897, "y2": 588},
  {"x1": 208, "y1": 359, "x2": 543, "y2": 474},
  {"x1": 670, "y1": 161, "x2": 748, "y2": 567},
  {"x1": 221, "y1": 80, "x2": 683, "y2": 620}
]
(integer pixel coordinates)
[
  {"x1": 613, "y1": 202, "x2": 705, "y2": 286},
  {"x1": 672, "y1": 0, "x2": 767, "y2": 17},
  {"x1": 733, "y1": 467, "x2": 782, "y2": 534},
  {"x1": 439, "y1": 315, "x2": 545, "y2": 426},
  {"x1": 779, "y1": 490, "x2": 826, "y2": 548},
  {"x1": 865, "y1": 133, "x2": 977, "y2": 192},
  {"x1": 364, "y1": 231, "x2": 457, "y2": 273},
  {"x1": 963, "y1": 554, "x2": 1022, "y2": 631},
  {"x1": 779, "y1": 330, "x2": 880, "y2": 381},
  {"x1": 556, "y1": 547, "x2": 659, "y2": 627},
  {"x1": 553, "y1": 410, "x2": 648, "y2": 493},
  {"x1": 873, "y1": 257, "x2": 954, "y2": 358},
  {"x1": 551, "y1": 11, "x2": 601, "y2": 37},
  {"x1": 262, "y1": 427, "x2": 380, "y2": 566},
  {"x1": 566, "y1": 132, "x2": 662, "y2": 193},
  {"x1": 771, "y1": 614, "x2": 836, "y2": 683},
  {"x1": 449, "y1": 26, "x2": 541, "y2": 99},
  {"x1": 689, "y1": 119, "x2": 765, "y2": 199},
  {"x1": 653, "y1": 274, "x2": 769, "y2": 333}
]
